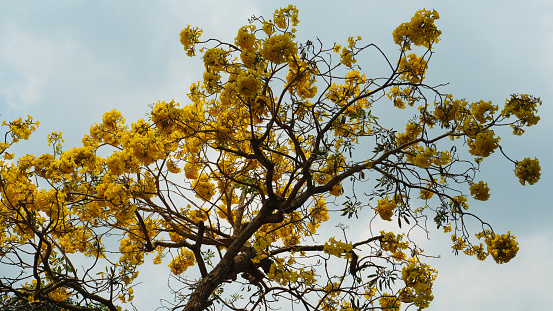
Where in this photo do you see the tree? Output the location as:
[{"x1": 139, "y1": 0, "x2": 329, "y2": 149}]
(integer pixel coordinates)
[
  {"x1": 0, "y1": 5, "x2": 542, "y2": 311},
  {"x1": 1, "y1": 292, "x2": 109, "y2": 311}
]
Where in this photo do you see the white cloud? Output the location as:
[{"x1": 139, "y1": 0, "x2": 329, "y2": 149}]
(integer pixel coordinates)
[{"x1": 1, "y1": 25, "x2": 116, "y2": 107}]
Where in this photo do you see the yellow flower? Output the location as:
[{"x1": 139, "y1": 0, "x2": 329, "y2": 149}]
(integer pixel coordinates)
[
  {"x1": 418, "y1": 189, "x2": 434, "y2": 200},
  {"x1": 514, "y1": 157, "x2": 541, "y2": 185},
  {"x1": 469, "y1": 181, "x2": 491, "y2": 201},
  {"x1": 260, "y1": 34, "x2": 297, "y2": 64},
  {"x1": 48, "y1": 287, "x2": 71, "y2": 302},
  {"x1": 203, "y1": 48, "x2": 228, "y2": 72},
  {"x1": 273, "y1": 4, "x2": 300, "y2": 29},
  {"x1": 240, "y1": 49, "x2": 257, "y2": 69},
  {"x1": 329, "y1": 183, "x2": 344, "y2": 196},
  {"x1": 397, "y1": 122, "x2": 422, "y2": 147},
  {"x1": 467, "y1": 130, "x2": 499, "y2": 158},
  {"x1": 398, "y1": 53, "x2": 428, "y2": 83},
  {"x1": 193, "y1": 173, "x2": 216, "y2": 201},
  {"x1": 401, "y1": 260, "x2": 437, "y2": 309},
  {"x1": 477, "y1": 230, "x2": 519, "y2": 264},
  {"x1": 323, "y1": 237, "x2": 353, "y2": 258},
  {"x1": 340, "y1": 47, "x2": 356, "y2": 67},
  {"x1": 3, "y1": 116, "x2": 39, "y2": 143},
  {"x1": 393, "y1": 9, "x2": 441, "y2": 50},
  {"x1": 379, "y1": 294, "x2": 401, "y2": 311},
  {"x1": 235, "y1": 25, "x2": 257, "y2": 50},
  {"x1": 235, "y1": 70, "x2": 263, "y2": 98},
  {"x1": 502, "y1": 94, "x2": 541, "y2": 134},
  {"x1": 169, "y1": 248, "x2": 196, "y2": 275},
  {"x1": 166, "y1": 159, "x2": 181, "y2": 173},
  {"x1": 471, "y1": 100, "x2": 498, "y2": 124},
  {"x1": 179, "y1": 25, "x2": 203, "y2": 57},
  {"x1": 376, "y1": 196, "x2": 397, "y2": 221},
  {"x1": 451, "y1": 234, "x2": 466, "y2": 251},
  {"x1": 405, "y1": 145, "x2": 447, "y2": 168},
  {"x1": 433, "y1": 96, "x2": 466, "y2": 125}
]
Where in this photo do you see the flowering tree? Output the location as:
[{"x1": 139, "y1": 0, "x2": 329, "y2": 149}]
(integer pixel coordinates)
[{"x1": 0, "y1": 5, "x2": 542, "y2": 311}]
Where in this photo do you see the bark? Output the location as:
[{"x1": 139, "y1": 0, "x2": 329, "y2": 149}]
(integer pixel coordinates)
[{"x1": 183, "y1": 200, "x2": 282, "y2": 310}]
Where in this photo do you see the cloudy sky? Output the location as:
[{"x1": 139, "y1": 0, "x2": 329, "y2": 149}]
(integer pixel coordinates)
[{"x1": 1, "y1": 0, "x2": 552, "y2": 310}]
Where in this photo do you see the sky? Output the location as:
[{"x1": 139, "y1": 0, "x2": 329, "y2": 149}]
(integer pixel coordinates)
[{"x1": 1, "y1": 0, "x2": 552, "y2": 310}]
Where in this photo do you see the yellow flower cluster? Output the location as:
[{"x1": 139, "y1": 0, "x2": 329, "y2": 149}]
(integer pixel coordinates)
[
  {"x1": 235, "y1": 25, "x2": 257, "y2": 50},
  {"x1": 393, "y1": 9, "x2": 441, "y2": 50},
  {"x1": 323, "y1": 281, "x2": 341, "y2": 298},
  {"x1": 323, "y1": 237, "x2": 353, "y2": 259},
  {"x1": 203, "y1": 71, "x2": 222, "y2": 94},
  {"x1": 188, "y1": 208, "x2": 208, "y2": 222},
  {"x1": 106, "y1": 150, "x2": 139, "y2": 175},
  {"x1": 450, "y1": 234, "x2": 466, "y2": 251},
  {"x1": 267, "y1": 257, "x2": 315, "y2": 287},
  {"x1": 46, "y1": 131, "x2": 64, "y2": 149},
  {"x1": 471, "y1": 100, "x2": 498, "y2": 124},
  {"x1": 2, "y1": 116, "x2": 38, "y2": 143},
  {"x1": 469, "y1": 181, "x2": 490, "y2": 201},
  {"x1": 450, "y1": 195, "x2": 468, "y2": 211},
  {"x1": 273, "y1": 4, "x2": 300, "y2": 30},
  {"x1": 387, "y1": 86, "x2": 416, "y2": 109},
  {"x1": 235, "y1": 70, "x2": 263, "y2": 98},
  {"x1": 47, "y1": 287, "x2": 71, "y2": 302},
  {"x1": 57, "y1": 227, "x2": 93, "y2": 254},
  {"x1": 119, "y1": 238, "x2": 145, "y2": 266},
  {"x1": 336, "y1": 36, "x2": 362, "y2": 67},
  {"x1": 398, "y1": 53, "x2": 428, "y2": 84},
  {"x1": 363, "y1": 286, "x2": 377, "y2": 300},
  {"x1": 235, "y1": 25, "x2": 262, "y2": 69},
  {"x1": 179, "y1": 25, "x2": 203, "y2": 56},
  {"x1": 203, "y1": 48, "x2": 228, "y2": 73},
  {"x1": 340, "y1": 301, "x2": 357, "y2": 311},
  {"x1": 418, "y1": 188, "x2": 434, "y2": 200},
  {"x1": 376, "y1": 196, "x2": 397, "y2": 221},
  {"x1": 118, "y1": 286, "x2": 134, "y2": 304},
  {"x1": 32, "y1": 188, "x2": 60, "y2": 218},
  {"x1": 326, "y1": 75, "x2": 359, "y2": 106},
  {"x1": 128, "y1": 119, "x2": 170, "y2": 165},
  {"x1": 260, "y1": 33, "x2": 297, "y2": 64},
  {"x1": 252, "y1": 232, "x2": 272, "y2": 264},
  {"x1": 307, "y1": 196, "x2": 329, "y2": 233},
  {"x1": 433, "y1": 96, "x2": 467, "y2": 126},
  {"x1": 262, "y1": 21, "x2": 275, "y2": 36},
  {"x1": 502, "y1": 94, "x2": 541, "y2": 135},
  {"x1": 406, "y1": 145, "x2": 451, "y2": 168},
  {"x1": 166, "y1": 159, "x2": 181, "y2": 173},
  {"x1": 193, "y1": 173, "x2": 216, "y2": 201},
  {"x1": 397, "y1": 122, "x2": 422, "y2": 147},
  {"x1": 87, "y1": 109, "x2": 127, "y2": 146},
  {"x1": 463, "y1": 242, "x2": 488, "y2": 261},
  {"x1": 379, "y1": 294, "x2": 401, "y2": 311},
  {"x1": 476, "y1": 230, "x2": 519, "y2": 264},
  {"x1": 400, "y1": 259, "x2": 438, "y2": 309},
  {"x1": 329, "y1": 183, "x2": 344, "y2": 196},
  {"x1": 169, "y1": 248, "x2": 196, "y2": 275},
  {"x1": 514, "y1": 157, "x2": 541, "y2": 185},
  {"x1": 96, "y1": 178, "x2": 131, "y2": 208},
  {"x1": 286, "y1": 59, "x2": 318, "y2": 100},
  {"x1": 467, "y1": 130, "x2": 499, "y2": 158},
  {"x1": 380, "y1": 231, "x2": 409, "y2": 261},
  {"x1": 240, "y1": 49, "x2": 257, "y2": 69}
]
